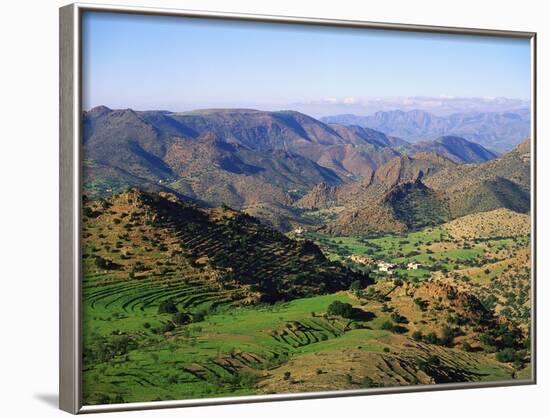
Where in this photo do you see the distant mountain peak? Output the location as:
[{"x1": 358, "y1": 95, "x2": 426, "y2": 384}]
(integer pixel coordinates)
[
  {"x1": 320, "y1": 109, "x2": 530, "y2": 152},
  {"x1": 88, "y1": 105, "x2": 112, "y2": 115}
]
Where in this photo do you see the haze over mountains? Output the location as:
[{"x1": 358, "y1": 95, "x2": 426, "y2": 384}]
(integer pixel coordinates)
[
  {"x1": 321, "y1": 108, "x2": 530, "y2": 152},
  {"x1": 83, "y1": 105, "x2": 528, "y2": 232}
]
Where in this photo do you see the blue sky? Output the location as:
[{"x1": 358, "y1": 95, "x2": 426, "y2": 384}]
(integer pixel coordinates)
[{"x1": 82, "y1": 11, "x2": 531, "y2": 116}]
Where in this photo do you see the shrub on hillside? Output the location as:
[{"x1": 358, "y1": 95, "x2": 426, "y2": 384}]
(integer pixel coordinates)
[
  {"x1": 172, "y1": 312, "x2": 191, "y2": 325},
  {"x1": 391, "y1": 311, "x2": 409, "y2": 324},
  {"x1": 350, "y1": 280, "x2": 363, "y2": 295},
  {"x1": 94, "y1": 256, "x2": 120, "y2": 271},
  {"x1": 193, "y1": 309, "x2": 208, "y2": 322},
  {"x1": 424, "y1": 331, "x2": 439, "y2": 345},
  {"x1": 158, "y1": 300, "x2": 178, "y2": 314},
  {"x1": 439, "y1": 325, "x2": 456, "y2": 347},
  {"x1": 327, "y1": 301, "x2": 354, "y2": 319},
  {"x1": 161, "y1": 322, "x2": 176, "y2": 333},
  {"x1": 414, "y1": 297, "x2": 428, "y2": 311},
  {"x1": 412, "y1": 330, "x2": 423, "y2": 341},
  {"x1": 381, "y1": 320, "x2": 408, "y2": 334},
  {"x1": 417, "y1": 355, "x2": 441, "y2": 372}
]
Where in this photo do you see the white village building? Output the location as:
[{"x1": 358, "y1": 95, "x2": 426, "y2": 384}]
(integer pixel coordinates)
[
  {"x1": 407, "y1": 262, "x2": 422, "y2": 270},
  {"x1": 293, "y1": 226, "x2": 305, "y2": 235},
  {"x1": 377, "y1": 261, "x2": 395, "y2": 273}
]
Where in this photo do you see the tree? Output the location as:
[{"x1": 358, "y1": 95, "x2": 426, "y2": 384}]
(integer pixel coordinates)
[
  {"x1": 461, "y1": 341, "x2": 473, "y2": 352},
  {"x1": 172, "y1": 312, "x2": 191, "y2": 325},
  {"x1": 425, "y1": 331, "x2": 439, "y2": 345},
  {"x1": 439, "y1": 325, "x2": 455, "y2": 347},
  {"x1": 350, "y1": 280, "x2": 362, "y2": 293},
  {"x1": 412, "y1": 330, "x2": 423, "y2": 341},
  {"x1": 327, "y1": 301, "x2": 354, "y2": 319},
  {"x1": 158, "y1": 300, "x2": 178, "y2": 314},
  {"x1": 495, "y1": 348, "x2": 517, "y2": 363}
]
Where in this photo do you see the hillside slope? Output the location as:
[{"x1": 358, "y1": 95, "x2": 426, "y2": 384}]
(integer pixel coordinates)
[
  {"x1": 299, "y1": 153, "x2": 455, "y2": 234},
  {"x1": 301, "y1": 141, "x2": 530, "y2": 235},
  {"x1": 83, "y1": 107, "x2": 416, "y2": 228},
  {"x1": 411, "y1": 135, "x2": 498, "y2": 163},
  {"x1": 425, "y1": 139, "x2": 530, "y2": 219},
  {"x1": 83, "y1": 188, "x2": 370, "y2": 302}
]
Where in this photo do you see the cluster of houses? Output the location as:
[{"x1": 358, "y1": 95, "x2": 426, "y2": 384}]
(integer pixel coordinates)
[
  {"x1": 347, "y1": 255, "x2": 421, "y2": 274},
  {"x1": 376, "y1": 261, "x2": 422, "y2": 273}
]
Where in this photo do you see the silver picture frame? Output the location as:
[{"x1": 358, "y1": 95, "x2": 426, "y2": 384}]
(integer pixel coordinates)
[{"x1": 60, "y1": 2, "x2": 537, "y2": 414}]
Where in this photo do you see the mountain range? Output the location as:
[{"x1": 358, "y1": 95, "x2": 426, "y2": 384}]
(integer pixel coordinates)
[
  {"x1": 298, "y1": 140, "x2": 530, "y2": 235},
  {"x1": 81, "y1": 104, "x2": 532, "y2": 404},
  {"x1": 83, "y1": 106, "x2": 527, "y2": 233},
  {"x1": 321, "y1": 108, "x2": 530, "y2": 152}
]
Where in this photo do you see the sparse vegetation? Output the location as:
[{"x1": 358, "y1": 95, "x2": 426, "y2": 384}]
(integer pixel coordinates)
[{"x1": 81, "y1": 181, "x2": 530, "y2": 405}]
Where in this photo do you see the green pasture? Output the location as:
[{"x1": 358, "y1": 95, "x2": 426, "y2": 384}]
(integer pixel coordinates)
[
  {"x1": 82, "y1": 278, "x2": 394, "y2": 405},
  {"x1": 306, "y1": 226, "x2": 523, "y2": 281}
]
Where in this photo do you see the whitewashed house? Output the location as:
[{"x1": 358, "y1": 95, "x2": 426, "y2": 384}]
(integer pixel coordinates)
[
  {"x1": 377, "y1": 261, "x2": 395, "y2": 273},
  {"x1": 407, "y1": 262, "x2": 422, "y2": 270}
]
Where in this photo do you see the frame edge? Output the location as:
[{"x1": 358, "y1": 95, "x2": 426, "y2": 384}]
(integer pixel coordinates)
[{"x1": 60, "y1": 3, "x2": 80, "y2": 414}]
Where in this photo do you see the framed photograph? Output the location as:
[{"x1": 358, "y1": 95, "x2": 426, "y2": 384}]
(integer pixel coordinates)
[{"x1": 59, "y1": 3, "x2": 536, "y2": 413}]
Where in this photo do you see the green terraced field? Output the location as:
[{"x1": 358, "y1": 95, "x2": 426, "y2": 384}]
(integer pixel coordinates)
[
  {"x1": 82, "y1": 268, "x2": 519, "y2": 404},
  {"x1": 82, "y1": 278, "x2": 393, "y2": 404}
]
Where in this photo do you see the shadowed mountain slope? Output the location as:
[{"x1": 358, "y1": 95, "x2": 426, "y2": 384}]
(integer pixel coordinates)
[{"x1": 411, "y1": 135, "x2": 498, "y2": 163}]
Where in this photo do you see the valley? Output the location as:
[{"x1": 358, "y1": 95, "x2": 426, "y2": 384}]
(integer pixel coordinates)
[
  {"x1": 80, "y1": 106, "x2": 533, "y2": 405},
  {"x1": 81, "y1": 191, "x2": 531, "y2": 404}
]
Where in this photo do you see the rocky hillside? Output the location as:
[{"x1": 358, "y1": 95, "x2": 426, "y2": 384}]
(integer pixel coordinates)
[
  {"x1": 425, "y1": 139, "x2": 531, "y2": 219},
  {"x1": 442, "y1": 208, "x2": 530, "y2": 239},
  {"x1": 297, "y1": 153, "x2": 454, "y2": 234},
  {"x1": 83, "y1": 189, "x2": 371, "y2": 302},
  {"x1": 301, "y1": 141, "x2": 530, "y2": 235},
  {"x1": 83, "y1": 107, "x2": 417, "y2": 227},
  {"x1": 83, "y1": 106, "x2": 529, "y2": 234}
]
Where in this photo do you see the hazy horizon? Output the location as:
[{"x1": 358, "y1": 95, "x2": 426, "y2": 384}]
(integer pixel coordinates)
[
  {"x1": 84, "y1": 96, "x2": 531, "y2": 119},
  {"x1": 82, "y1": 12, "x2": 531, "y2": 117}
]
